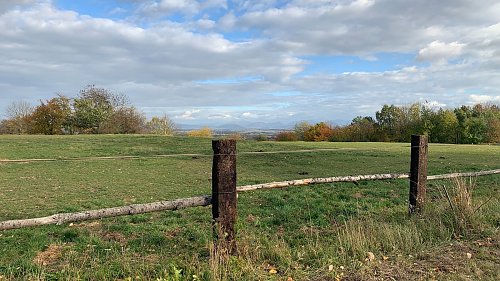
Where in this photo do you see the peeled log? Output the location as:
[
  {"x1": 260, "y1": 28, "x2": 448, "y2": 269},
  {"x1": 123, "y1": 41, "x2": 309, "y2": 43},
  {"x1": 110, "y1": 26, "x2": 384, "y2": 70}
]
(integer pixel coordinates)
[
  {"x1": 0, "y1": 169, "x2": 498, "y2": 231},
  {"x1": 0, "y1": 196, "x2": 211, "y2": 231},
  {"x1": 237, "y1": 173, "x2": 410, "y2": 192},
  {"x1": 427, "y1": 169, "x2": 500, "y2": 180},
  {"x1": 237, "y1": 169, "x2": 500, "y2": 192}
]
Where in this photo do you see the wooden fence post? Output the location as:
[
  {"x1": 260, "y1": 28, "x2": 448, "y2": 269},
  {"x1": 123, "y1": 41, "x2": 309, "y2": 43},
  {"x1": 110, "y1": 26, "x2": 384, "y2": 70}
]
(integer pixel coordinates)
[
  {"x1": 409, "y1": 134, "x2": 428, "y2": 214},
  {"x1": 212, "y1": 139, "x2": 237, "y2": 255}
]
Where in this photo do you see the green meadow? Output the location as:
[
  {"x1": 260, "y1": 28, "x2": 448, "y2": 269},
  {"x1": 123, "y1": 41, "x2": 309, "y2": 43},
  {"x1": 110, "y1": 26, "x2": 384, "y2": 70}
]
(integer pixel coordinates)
[{"x1": 0, "y1": 135, "x2": 499, "y2": 280}]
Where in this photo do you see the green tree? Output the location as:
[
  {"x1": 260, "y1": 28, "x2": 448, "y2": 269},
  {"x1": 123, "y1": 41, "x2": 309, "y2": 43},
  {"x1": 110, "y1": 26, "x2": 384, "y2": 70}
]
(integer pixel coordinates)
[
  {"x1": 349, "y1": 116, "x2": 376, "y2": 141},
  {"x1": 430, "y1": 109, "x2": 458, "y2": 143},
  {"x1": 454, "y1": 105, "x2": 490, "y2": 144},
  {"x1": 73, "y1": 85, "x2": 116, "y2": 133},
  {"x1": 454, "y1": 105, "x2": 472, "y2": 143},
  {"x1": 467, "y1": 117, "x2": 487, "y2": 144},
  {"x1": 482, "y1": 104, "x2": 500, "y2": 143},
  {"x1": 398, "y1": 103, "x2": 423, "y2": 141},
  {"x1": 375, "y1": 105, "x2": 402, "y2": 141}
]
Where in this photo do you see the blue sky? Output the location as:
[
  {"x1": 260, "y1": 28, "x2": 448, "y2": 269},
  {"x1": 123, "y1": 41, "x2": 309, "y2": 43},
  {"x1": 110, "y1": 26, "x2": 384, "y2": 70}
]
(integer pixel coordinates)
[
  {"x1": 55, "y1": 1, "x2": 133, "y2": 19},
  {"x1": 1, "y1": 0, "x2": 500, "y2": 127}
]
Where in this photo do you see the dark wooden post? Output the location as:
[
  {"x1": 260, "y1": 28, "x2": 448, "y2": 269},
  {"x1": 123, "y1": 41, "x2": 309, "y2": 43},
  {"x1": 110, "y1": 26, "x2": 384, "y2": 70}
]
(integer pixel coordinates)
[
  {"x1": 409, "y1": 135, "x2": 428, "y2": 214},
  {"x1": 212, "y1": 139, "x2": 237, "y2": 255}
]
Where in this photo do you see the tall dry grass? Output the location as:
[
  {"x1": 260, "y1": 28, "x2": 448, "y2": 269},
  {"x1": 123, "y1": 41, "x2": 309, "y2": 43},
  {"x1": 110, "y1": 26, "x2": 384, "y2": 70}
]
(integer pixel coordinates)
[{"x1": 438, "y1": 176, "x2": 493, "y2": 236}]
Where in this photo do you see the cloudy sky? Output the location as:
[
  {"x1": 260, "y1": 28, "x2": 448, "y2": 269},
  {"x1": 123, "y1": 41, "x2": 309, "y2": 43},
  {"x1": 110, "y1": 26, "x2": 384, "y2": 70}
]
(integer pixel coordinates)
[{"x1": 1, "y1": 0, "x2": 499, "y2": 127}]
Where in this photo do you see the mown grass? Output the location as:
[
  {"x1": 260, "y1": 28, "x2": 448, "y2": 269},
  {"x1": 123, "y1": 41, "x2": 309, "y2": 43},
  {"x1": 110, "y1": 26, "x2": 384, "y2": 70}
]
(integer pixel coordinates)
[{"x1": 0, "y1": 135, "x2": 499, "y2": 280}]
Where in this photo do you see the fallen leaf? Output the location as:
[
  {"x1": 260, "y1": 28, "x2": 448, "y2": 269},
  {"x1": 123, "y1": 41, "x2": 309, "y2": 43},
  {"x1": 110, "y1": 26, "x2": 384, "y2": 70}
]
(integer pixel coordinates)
[
  {"x1": 287, "y1": 277, "x2": 294, "y2": 281},
  {"x1": 269, "y1": 269, "x2": 277, "y2": 274},
  {"x1": 366, "y1": 252, "x2": 375, "y2": 261}
]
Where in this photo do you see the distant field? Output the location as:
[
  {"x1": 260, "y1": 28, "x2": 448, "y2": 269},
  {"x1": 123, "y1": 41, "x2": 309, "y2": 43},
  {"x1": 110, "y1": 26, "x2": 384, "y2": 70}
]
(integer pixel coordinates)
[{"x1": 0, "y1": 135, "x2": 498, "y2": 280}]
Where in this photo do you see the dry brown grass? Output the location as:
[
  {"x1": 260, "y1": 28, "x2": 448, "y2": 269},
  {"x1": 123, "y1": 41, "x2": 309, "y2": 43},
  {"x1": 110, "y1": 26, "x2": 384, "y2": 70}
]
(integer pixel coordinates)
[
  {"x1": 33, "y1": 244, "x2": 65, "y2": 267},
  {"x1": 343, "y1": 232, "x2": 500, "y2": 281},
  {"x1": 438, "y1": 177, "x2": 493, "y2": 236}
]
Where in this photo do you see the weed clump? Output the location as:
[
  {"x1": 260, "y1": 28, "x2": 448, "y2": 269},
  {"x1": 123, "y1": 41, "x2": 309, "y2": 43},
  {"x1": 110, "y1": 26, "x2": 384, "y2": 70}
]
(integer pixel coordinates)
[{"x1": 438, "y1": 177, "x2": 494, "y2": 237}]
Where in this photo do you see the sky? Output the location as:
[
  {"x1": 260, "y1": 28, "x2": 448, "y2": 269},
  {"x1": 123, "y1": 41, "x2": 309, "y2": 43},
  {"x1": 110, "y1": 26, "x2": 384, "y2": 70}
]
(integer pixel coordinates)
[{"x1": 1, "y1": 0, "x2": 500, "y2": 128}]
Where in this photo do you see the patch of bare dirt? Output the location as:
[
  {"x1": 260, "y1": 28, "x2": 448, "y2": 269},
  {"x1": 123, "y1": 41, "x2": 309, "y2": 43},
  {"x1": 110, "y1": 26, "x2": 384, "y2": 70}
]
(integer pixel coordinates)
[
  {"x1": 33, "y1": 244, "x2": 65, "y2": 266},
  {"x1": 165, "y1": 228, "x2": 182, "y2": 238},
  {"x1": 353, "y1": 192, "x2": 364, "y2": 199},
  {"x1": 100, "y1": 231, "x2": 127, "y2": 244},
  {"x1": 74, "y1": 220, "x2": 101, "y2": 229}
]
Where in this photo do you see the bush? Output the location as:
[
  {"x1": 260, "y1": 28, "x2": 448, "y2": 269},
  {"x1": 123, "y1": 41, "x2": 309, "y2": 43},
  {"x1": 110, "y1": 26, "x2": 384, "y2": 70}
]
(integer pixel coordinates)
[
  {"x1": 0, "y1": 119, "x2": 11, "y2": 134},
  {"x1": 438, "y1": 177, "x2": 483, "y2": 236},
  {"x1": 227, "y1": 133, "x2": 244, "y2": 140},
  {"x1": 187, "y1": 127, "x2": 213, "y2": 138},
  {"x1": 254, "y1": 134, "x2": 268, "y2": 141},
  {"x1": 145, "y1": 115, "x2": 177, "y2": 135},
  {"x1": 294, "y1": 121, "x2": 312, "y2": 141},
  {"x1": 304, "y1": 122, "x2": 334, "y2": 141},
  {"x1": 275, "y1": 131, "x2": 298, "y2": 141},
  {"x1": 99, "y1": 107, "x2": 146, "y2": 134}
]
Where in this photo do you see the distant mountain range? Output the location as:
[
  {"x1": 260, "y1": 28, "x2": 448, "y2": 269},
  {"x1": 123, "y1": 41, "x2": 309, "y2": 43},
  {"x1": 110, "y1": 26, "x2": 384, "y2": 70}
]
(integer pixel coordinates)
[
  {"x1": 177, "y1": 122, "x2": 294, "y2": 131},
  {"x1": 177, "y1": 119, "x2": 350, "y2": 131}
]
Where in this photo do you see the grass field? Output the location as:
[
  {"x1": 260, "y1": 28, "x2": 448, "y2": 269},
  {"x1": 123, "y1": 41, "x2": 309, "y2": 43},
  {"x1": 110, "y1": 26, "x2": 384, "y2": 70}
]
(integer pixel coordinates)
[{"x1": 0, "y1": 135, "x2": 499, "y2": 280}]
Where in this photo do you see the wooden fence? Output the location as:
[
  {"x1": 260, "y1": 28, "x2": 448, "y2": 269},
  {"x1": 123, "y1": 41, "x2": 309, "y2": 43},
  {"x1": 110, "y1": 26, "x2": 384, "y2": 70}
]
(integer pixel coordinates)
[{"x1": 1, "y1": 136, "x2": 500, "y2": 253}]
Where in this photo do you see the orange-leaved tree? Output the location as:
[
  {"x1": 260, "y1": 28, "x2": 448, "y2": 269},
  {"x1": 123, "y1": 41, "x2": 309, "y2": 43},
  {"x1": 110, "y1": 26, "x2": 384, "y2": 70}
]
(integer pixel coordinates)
[{"x1": 304, "y1": 122, "x2": 334, "y2": 141}]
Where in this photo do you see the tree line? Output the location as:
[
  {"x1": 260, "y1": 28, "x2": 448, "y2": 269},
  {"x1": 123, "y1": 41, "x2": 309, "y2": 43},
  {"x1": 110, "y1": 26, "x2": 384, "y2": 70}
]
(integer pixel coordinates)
[
  {"x1": 277, "y1": 103, "x2": 500, "y2": 144},
  {"x1": 2, "y1": 87, "x2": 499, "y2": 144},
  {"x1": 0, "y1": 86, "x2": 176, "y2": 135}
]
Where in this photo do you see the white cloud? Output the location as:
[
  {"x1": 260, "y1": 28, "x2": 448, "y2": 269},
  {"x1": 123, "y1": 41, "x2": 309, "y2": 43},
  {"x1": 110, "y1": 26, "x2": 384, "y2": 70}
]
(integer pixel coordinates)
[
  {"x1": 217, "y1": 12, "x2": 236, "y2": 30},
  {"x1": 424, "y1": 100, "x2": 447, "y2": 108},
  {"x1": 1, "y1": 1, "x2": 500, "y2": 126},
  {"x1": 469, "y1": 95, "x2": 500, "y2": 104},
  {"x1": 196, "y1": 18, "x2": 215, "y2": 29},
  {"x1": 208, "y1": 113, "x2": 232, "y2": 119},
  {"x1": 417, "y1": 41, "x2": 465, "y2": 64},
  {"x1": 175, "y1": 109, "x2": 201, "y2": 119},
  {"x1": 233, "y1": 0, "x2": 499, "y2": 56},
  {"x1": 241, "y1": 112, "x2": 257, "y2": 118}
]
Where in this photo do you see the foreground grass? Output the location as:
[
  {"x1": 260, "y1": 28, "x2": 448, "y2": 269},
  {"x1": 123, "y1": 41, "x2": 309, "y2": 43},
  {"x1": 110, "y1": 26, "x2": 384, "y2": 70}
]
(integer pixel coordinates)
[{"x1": 0, "y1": 135, "x2": 499, "y2": 280}]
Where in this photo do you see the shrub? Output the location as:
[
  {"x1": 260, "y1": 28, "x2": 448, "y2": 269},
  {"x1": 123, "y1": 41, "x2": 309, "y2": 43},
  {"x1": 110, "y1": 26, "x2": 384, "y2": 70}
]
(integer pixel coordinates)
[
  {"x1": 145, "y1": 115, "x2": 177, "y2": 135},
  {"x1": 304, "y1": 122, "x2": 334, "y2": 141},
  {"x1": 99, "y1": 106, "x2": 146, "y2": 134},
  {"x1": 254, "y1": 134, "x2": 268, "y2": 141},
  {"x1": 294, "y1": 121, "x2": 312, "y2": 141},
  {"x1": 187, "y1": 127, "x2": 213, "y2": 138},
  {"x1": 438, "y1": 177, "x2": 484, "y2": 236},
  {"x1": 275, "y1": 131, "x2": 298, "y2": 141},
  {"x1": 227, "y1": 133, "x2": 244, "y2": 140}
]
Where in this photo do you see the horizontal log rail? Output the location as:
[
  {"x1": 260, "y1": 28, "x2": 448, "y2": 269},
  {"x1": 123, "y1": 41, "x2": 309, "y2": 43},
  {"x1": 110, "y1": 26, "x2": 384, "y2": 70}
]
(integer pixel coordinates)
[
  {"x1": 237, "y1": 169, "x2": 500, "y2": 192},
  {"x1": 0, "y1": 169, "x2": 498, "y2": 231},
  {"x1": 427, "y1": 169, "x2": 500, "y2": 180},
  {"x1": 0, "y1": 196, "x2": 211, "y2": 231},
  {"x1": 237, "y1": 173, "x2": 410, "y2": 192}
]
